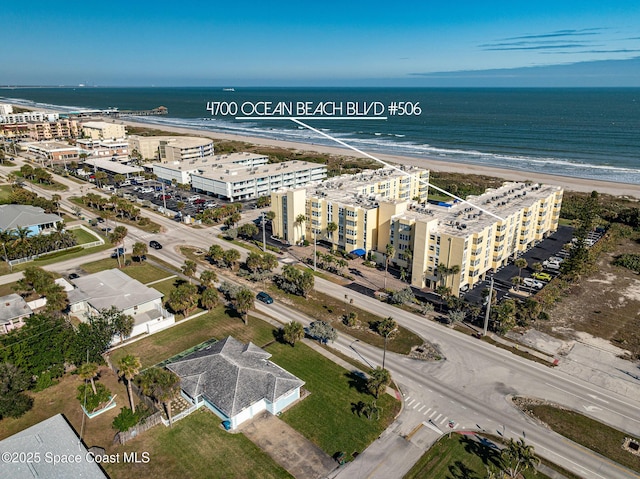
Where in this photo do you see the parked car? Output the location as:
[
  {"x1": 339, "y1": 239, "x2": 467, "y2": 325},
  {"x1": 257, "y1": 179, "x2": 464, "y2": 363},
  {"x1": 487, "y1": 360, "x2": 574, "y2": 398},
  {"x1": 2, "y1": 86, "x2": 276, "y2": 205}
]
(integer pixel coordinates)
[
  {"x1": 140, "y1": 187, "x2": 154, "y2": 194},
  {"x1": 149, "y1": 240, "x2": 162, "y2": 250},
  {"x1": 194, "y1": 198, "x2": 207, "y2": 205},
  {"x1": 256, "y1": 292, "x2": 273, "y2": 304},
  {"x1": 187, "y1": 195, "x2": 201, "y2": 202},
  {"x1": 543, "y1": 260, "x2": 561, "y2": 271},
  {"x1": 68, "y1": 273, "x2": 80, "y2": 280},
  {"x1": 532, "y1": 272, "x2": 553, "y2": 282},
  {"x1": 111, "y1": 247, "x2": 125, "y2": 258},
  {"x1": 523, "y1": 278, "x2": 544, "y2": 289}
]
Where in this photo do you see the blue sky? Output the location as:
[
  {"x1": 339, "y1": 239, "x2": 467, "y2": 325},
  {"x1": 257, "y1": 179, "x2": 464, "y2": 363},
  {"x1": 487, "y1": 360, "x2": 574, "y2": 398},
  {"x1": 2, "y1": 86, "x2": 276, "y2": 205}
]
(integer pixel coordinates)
[{"x1": 2, "y1": 1, "x2": 640, "y2": 86}]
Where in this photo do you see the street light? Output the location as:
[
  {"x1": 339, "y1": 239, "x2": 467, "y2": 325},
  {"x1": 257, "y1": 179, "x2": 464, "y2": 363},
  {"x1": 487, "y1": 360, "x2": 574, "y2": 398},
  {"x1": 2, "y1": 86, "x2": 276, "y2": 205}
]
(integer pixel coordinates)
[{"x1": 349, "y1": 338, "x2": 360, "y2": 350}]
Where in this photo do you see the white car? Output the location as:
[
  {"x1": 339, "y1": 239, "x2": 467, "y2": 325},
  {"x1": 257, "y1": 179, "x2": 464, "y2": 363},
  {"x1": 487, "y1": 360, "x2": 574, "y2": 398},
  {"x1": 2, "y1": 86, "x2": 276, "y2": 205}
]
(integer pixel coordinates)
[
  {"x1": 187, "y1": 195, "x2": 201, "y2": 202},
  {"x1": 523, "y1": 278, "x2": 544, "y2": 289},
  {"x1": 543, "y1": 260, "x2": 561, "y2": 271}
]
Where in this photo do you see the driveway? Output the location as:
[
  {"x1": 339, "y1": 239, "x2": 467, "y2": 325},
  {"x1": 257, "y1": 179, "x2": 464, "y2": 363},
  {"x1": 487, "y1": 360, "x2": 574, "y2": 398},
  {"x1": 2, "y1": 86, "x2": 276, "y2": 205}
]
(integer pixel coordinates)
[{"x1": 239, "y1": 411, "x2": 337, "y2": 479}]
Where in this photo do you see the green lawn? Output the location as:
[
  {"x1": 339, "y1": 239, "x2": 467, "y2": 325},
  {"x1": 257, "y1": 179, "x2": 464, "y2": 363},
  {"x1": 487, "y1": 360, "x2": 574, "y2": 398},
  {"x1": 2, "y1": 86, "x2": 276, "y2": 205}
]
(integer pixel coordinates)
[
  {"x1": 0, "y1": 242, "x2": 113, "y2": 276},
  {"x1": 117, "y1": 262, "x2": 174, "y2": 284},
  {"x1": 104, "y1": 408, "x2": 292, "y2": 479},
  {"x1": 108, "y1": 308, "x2": 277, "y2": 369},
  {"x1": 405, "y1": 433, "x2": 549, "y2": 479},
  {"x1": 70, "y1": 227, "x2": 101, "y2": 245},
  {"x1": 266, "y1": 341, "x2": 400, "y2": 462},
  {"x1": 0, "y1": 184, "x2": 13, "y2": 202},
  {"x1": 523, "y1": 403, "x2": 640, "y2": 473},
  {"x1": 267, "y1": 285, "x2": 423, "y2": 354}
]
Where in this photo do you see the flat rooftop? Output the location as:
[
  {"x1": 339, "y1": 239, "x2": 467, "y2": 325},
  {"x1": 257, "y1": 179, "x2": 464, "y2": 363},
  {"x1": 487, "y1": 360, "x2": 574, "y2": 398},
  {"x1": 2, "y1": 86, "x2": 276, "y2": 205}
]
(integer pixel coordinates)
[
  {"x1": 304, "y1": 166, "x2": 428, "y2": 209},
  {"x1": 190, "y1": 159, "x2": 325, "y2": 183},
  {"x1": 24, "y1": 141, "x2": 78, "y2": 151},
  {"x1": 396, "y1": 182, "x2": 562, "y2": 235},
  {"x1": 154, "y1": 151, "x2": 268, "y2": 171},
  {"x1": 84, "y1": 158, "x2": 144, "y2": 174}
]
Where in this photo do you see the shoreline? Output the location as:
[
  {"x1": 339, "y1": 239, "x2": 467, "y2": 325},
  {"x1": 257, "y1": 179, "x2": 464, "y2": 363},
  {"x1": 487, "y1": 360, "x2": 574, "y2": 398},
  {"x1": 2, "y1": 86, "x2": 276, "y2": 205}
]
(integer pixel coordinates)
[{"x1": 118, "y1": 118, "x2": 640, "y2": 199}]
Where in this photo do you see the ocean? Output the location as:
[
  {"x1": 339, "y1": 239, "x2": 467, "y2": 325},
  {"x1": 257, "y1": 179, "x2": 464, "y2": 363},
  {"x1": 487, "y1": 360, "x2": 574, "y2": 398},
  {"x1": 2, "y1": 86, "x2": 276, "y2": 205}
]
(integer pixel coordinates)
[{"x1": 2, "y1": 87, "x2": 639, "y2": 185}]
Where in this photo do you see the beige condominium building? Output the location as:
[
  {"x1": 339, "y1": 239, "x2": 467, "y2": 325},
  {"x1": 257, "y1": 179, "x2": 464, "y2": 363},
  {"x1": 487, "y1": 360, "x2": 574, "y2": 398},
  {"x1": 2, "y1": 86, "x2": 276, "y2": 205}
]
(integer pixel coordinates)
[
  {"x1": 271, "y1": 166, "x2": 430, "y2": 248},
  {"x1": 272, "y1": 171, "x2": 562, "y2": 296},
  {"x1": 128, "y1": 136, "x2": 215, "y2": 162},
  {"x1": 81, "y1": 121, "x2": 126, "y2": 140}
]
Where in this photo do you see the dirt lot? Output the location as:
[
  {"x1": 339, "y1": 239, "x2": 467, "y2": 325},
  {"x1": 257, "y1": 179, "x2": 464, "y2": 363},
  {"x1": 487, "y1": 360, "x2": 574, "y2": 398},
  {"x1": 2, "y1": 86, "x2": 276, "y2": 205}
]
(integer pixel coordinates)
[{"x1": 541, "y1": 235, "x2": 640, "y2": 358}]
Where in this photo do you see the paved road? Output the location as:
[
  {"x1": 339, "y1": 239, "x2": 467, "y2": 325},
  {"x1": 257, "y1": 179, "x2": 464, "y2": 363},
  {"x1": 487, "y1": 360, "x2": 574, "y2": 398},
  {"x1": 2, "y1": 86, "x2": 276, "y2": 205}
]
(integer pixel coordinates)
[{"x1": 5, "y1": 160, "x2": 640, "y2": 479}]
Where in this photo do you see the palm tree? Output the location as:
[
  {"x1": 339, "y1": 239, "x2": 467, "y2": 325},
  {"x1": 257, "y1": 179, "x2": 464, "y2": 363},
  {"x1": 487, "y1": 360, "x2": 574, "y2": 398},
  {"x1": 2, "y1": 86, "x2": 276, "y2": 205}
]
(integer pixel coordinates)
[
  {"x1": 199, "y1": 269, "x2": 218, "y2": 288},
  {"x1": 500, "y1": 437, "x2": 540, "y2": 478},
  {"x1": 282, "y1": 321, "x2": 304, "y2": 347},
  {"x1": 78, "y1": 362, "x2": 99, "y2": 395},
  {"x1": 435, "y1": 263, "x2": 448, "y2": 287},
  {"x1": 514, "y1": 258, "x2": 528, "y2": 282},
  {"x1": 132, "y1": 242, "x2": 148, "y2": 262},
  {"x1": 326, "y1": 222, "x2": 338, "y2": 251},
  {"x1": 294, "y1": 213, "x2": 306, "y2": 244},
  {"x1": 376, "y1": 317, "x2": 397, "y2": 369},
  {"x1": 384, "y1": 243, "x2": 395, "y2": 290},
  {"x1": 446, "y1": 264, "x2": 461, "y2": 289},
  {"x1": 200, "y1": 287, "x2": 220, "y2": 311},
  {"x1": 138, "y1": 368, "x2": 181, "y2": 427},
  {"x1": 367, "y1": 367, "x2": 391, "y2": 399},
  {"x1": 401, "y1": 248, "x2": 413, "y2": 273},
  {"x1": 118, "y1": 355, "x2": 141, "y2": 413},
  {"x1": 233, "y1": 287, "x2": 254, "y2": 324},
  {"x1": 181, "y1": 260, "x2": 197, "y2": 283}
]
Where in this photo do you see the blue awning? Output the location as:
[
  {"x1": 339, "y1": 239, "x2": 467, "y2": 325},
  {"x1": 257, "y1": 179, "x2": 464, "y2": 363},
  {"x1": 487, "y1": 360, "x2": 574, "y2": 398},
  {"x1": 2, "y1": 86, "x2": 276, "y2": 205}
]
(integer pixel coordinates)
[{"x1": 350, "y1": 248, "x2": 366, "y2": 257}]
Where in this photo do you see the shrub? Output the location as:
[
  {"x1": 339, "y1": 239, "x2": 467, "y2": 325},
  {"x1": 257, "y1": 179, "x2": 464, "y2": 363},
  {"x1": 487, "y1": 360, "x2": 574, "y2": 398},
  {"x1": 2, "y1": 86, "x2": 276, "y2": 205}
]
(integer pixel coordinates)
[
  {"x1": 112, "y1": 407, "x2": 140, "y2": 432},
  {"x1": 77, "y1": 383, "x2": 111, "y2": 412}
]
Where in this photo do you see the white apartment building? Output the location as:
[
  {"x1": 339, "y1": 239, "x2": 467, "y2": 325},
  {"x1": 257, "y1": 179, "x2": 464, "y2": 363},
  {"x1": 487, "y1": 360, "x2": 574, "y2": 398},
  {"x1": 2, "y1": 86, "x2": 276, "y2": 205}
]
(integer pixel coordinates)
[
  {"x1": 192, "y1": 160, "x2": 327, "y2": 201},
  {"x1": 0, "y1": 103, "x2": 13, "y2": 116},
  {"x1": 0, "y1": 111, "x2": 59, "y2": 123},
  {"x1": 152, "y1": 152, "x2": 269, "y2": 185}
]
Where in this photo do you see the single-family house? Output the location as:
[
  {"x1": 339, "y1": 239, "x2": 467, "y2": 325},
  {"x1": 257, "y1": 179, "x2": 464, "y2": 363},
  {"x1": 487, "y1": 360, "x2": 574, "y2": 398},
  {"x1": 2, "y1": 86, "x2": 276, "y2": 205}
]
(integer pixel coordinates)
[
  {"x1": 166, "y1": 336, "x2": 305, "y2": 429},
  {"x1": 0, "y1": 293, "x2": 32, "y2": 334},
  {"x1": 0, "y1": 413, "x2": 108, "y2": 478},
  {"x1": 0, "y1": 204, "x2": 63, "y2": 237},
  {"x1": 68, "y1": 269, "x2": 174, "y2": 340}
]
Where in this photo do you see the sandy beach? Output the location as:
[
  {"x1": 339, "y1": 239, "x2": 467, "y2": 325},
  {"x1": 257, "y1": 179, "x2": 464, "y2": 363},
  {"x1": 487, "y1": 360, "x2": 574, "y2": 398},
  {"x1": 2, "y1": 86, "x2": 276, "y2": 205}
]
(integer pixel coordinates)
[{"x1": 117, "y1": 118, "x2": 640, "y2": 199}]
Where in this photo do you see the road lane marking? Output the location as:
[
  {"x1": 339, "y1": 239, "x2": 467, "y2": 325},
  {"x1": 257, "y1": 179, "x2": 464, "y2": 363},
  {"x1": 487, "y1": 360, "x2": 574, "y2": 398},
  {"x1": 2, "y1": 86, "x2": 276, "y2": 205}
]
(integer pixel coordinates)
[{"x1": 545, "y1": 382, "x2": 640, "y2": 425}]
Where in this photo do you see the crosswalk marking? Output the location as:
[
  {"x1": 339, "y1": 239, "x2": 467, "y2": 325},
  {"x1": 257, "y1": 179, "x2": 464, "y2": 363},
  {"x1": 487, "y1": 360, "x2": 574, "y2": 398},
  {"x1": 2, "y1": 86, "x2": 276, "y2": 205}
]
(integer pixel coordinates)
[
  {"x1": 434, "y1": 413, "x2": 442, "y2": 422},
  {"x1": 423, "y1": 408, "x2": 431, "y2": 415},
  {"x1": 418, "y1": 405, "x2": 425, "y2": 412},
  {"x1": 407, "y1": 399, "x2": 415, "y2": 407},
  {"x1": 440, "y1": 416, "x2": 448, "y2": 425},
  {"x1": 413, "y1": 402, "x2": 420, "y2": 409}
]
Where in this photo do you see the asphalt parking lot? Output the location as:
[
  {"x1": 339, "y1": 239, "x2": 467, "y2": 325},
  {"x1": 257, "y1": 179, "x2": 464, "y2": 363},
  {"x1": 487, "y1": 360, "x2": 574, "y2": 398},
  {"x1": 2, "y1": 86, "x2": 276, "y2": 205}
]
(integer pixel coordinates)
[{"x1": 463, "y1": 225, "x2": 575, "y2": 304}]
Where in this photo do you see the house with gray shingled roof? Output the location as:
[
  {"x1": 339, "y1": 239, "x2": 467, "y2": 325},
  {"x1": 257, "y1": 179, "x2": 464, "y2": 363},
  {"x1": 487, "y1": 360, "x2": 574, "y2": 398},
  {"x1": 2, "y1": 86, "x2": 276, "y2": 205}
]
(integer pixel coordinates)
[
  {"x1": 166, "y1": 336, "x2": 305, "y2": 429},
  {"x1": 0, "y1": 413, "x2": 108, "y2": 479},
  {"x1": 68, "y1": 268, "x2": 174, "y2": 341},
  {"x1": 0, "y1": 293, "x2": 32, "y2": 334},
  {"x1": 0, "y1": 204, "x2": 63, "y2": 237}
]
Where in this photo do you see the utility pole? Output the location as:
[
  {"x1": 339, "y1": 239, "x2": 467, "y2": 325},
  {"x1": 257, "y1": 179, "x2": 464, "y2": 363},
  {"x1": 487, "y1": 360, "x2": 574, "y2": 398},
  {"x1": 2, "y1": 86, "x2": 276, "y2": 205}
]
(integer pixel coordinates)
[
  {"x1": 262, "y1": 211, "x2": 266, "y2": 252},
  {"x1": 313, "y1": 227, "x2": 317, "y2": 271},
  {"x1": 483, "y1": 276, "x2": 494, "y2": 336}
]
